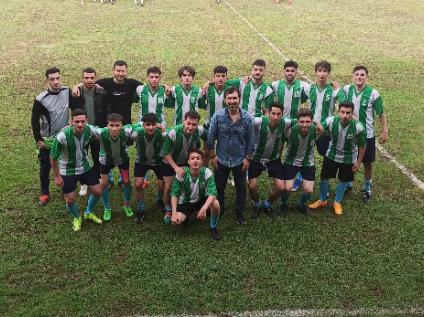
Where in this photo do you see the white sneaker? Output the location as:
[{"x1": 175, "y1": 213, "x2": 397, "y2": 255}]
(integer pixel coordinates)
[{"x1": 79, "y1": 184, "x2": 88, "y2": 196}]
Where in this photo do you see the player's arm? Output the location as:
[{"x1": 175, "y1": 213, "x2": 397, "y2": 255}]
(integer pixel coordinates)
[
  {"x1": 198, "y1": 173, "x2": 218, "y2": 220},
  {"x1": 373, "y1": 94, "x2": 388, "y2": 144},
  {"x1": 31, "y1": 99, "x2": 46, "y2": 147},
  {"x1": 170, "y1": 177, "x2": 182, "y2": 224},
  {"x1": 207, "y1": 114, "x2": 219, "y2": 168},
  {"x1": 50, "y1": 138, "x2": 63, "y2": 187},
  {"x1": 353, "y1": 127, "x2": 367, "y2": 172},
  {"x1": 163, "y1": 135, "x2": 184, "y2": 176},
  {"x1": 262, "y1": 91, "x2": 274, "y2": 114},
  {"x1": 243, "y1": 117, "x2": 255, "y2": 171}
]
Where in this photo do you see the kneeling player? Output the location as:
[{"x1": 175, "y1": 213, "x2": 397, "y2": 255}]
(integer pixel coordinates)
[
  {"x1": 131, "y1": 113, "x2": 166, "y2": 223},
  {"x1": 50, "y1": 109, "x2": 103, "y2": 231},
  {"x1": 170, "y1": 149, "x2": 221, "y2": 240}
]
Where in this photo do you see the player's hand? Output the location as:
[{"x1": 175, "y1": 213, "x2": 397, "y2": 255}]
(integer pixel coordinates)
[
  {"x1": 331, "y1": 81, "x2": 340, "y2": 89},
  {"x1": 352, "y1": 161, "x2": 361, "y2": 173},
  {"x1": 171, "y1": 213, "x2": 179, "y2": 224},
  {"x1": 316, "y1": 122, "x2": 324, "y2": 134},
  {"x1": 158, "y1": 124, "x2": 165, "y2": 132},
  {"x1": 197, "y1": 208, "x2": 207, "y2": 220},
  {"x1": 242, "y1": 158, "x2": 250, "y2": 172},
  {"x1": 210, "y1": 156, "x2": 218, "y2": 170},
  {"x1": 164, "y1": 84, "x2": 172, "y2": 96},
  {"x1": 175, "y1": 167, "x2": 185, "y2": 177},
  {"x1": 71, "y1": 83, "x2": 83, "y2": 97},
  {"x1": 242, "y1": 75, "x2": 251, "y2": 84},
  {"x1": 54, "y1": 175, "x2": 64, "y2": 188},
  {"x1": 379, "y1": 130, "x2": 388, "y2": 144},
  {"x1": 36, "y1": 140, "x2": 46, "y2": 149}
]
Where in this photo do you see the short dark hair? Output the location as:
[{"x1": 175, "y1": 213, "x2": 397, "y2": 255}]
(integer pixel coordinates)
[
  {"x1": 107, "y1": 113, "x2": 124, "y2": 123},
  {"x1": 147, "y1": 66, "x2": 162, "y2": 75},
  {"x1": 252, "y1": 59, "x2": 266, "y2": 68},
  {"x1": 224, "y1": 87, "x2": 240, "y2": 98},
  {"x1": 188, "y1": 148, "x2": 204, "y2": 158},
  {"x1": 178, "y1": 66, "x2": 195, "y2": 78},
  {"x1": 142, "y1": 113, "x2": 157, "y2": 124},
  {"x1": 82, "y1": 67, "x2": 96, "y2": 74},
  {"x1": 284, "y1": 60, "x2": 298, "y2": 69},
  {"x1": 269, "y1": 102, "x2": 284, "y2": 113},
  {"x1": 72, "y1": 108, "x2": 86, "y2": 118},
  {"x1": 314, "y1": 60, "x2": 331, "y2": 73},
  {"x1": 353, "y1": 65, "x2": 368, "y2": 75},
  {"x1": 213, "y1": 65, "x2": 228, "y2": 75},
  {"x1": 45, "y1": 67, "x2": 60, "y2": 78},
  {"x1": 113, "y1": 60, "x2": 128, "y2": 69},
  {"x1": 297, "y1": 107, "x2": 313, "y2": 120},
  {"x1": 184, "y1": 110, "x2": 200, "y2": 121},
  {"x1": 339, "y1": 101, "x2": 354, "y2": 111}
]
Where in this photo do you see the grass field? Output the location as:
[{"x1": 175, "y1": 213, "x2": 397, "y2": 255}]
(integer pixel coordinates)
[{"x1": 0, "y1": 0, "x2": 423, "y2": 316}]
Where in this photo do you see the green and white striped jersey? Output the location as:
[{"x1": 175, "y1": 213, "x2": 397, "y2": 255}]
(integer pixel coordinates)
[
  {"x1": 252, "y1": 116, "x2": 293, "y2": 163},
  {"x1": 239, "y1": 79, "x2": 274, "y2": 117},
  {"x1": 162, "y1": 124, "x2": 207, "y2": 165},
  {"x1": 271, "y1": 79, "x2": 309, "y2": 118},
  {"x1": 200, "y1": 78, "x2": 241, "y2": 126},
  {"x1": 343, "y1": 84, "x2": 384, "y2": 138},
  {"x1": 50, "y1": 125, "x2": 97, "y2": 176},
  {"x1": 304, "y1": 83, "x2": 346, "y2": 123},
  {"x1": 323, "y1": 116, "x2": 366, "y2": 164},
  {"x1": 170, "y1": 166, "x2": 217, "y2": 204},
  {"x1": 130, "y1": 125, "x2": 165, "y2": 165},
  {"x1": 167, "y1": 84, "x2": 203, "y2": 125},
  {"x1": 283, "y1": 124, "x2": 318, "y2": 167},
  {"x1": 97, "y1": 125, "x2": 133, "y2": 166},
  {"x1": 136, "y1": 85, "x2": 167, "y2": 124}
]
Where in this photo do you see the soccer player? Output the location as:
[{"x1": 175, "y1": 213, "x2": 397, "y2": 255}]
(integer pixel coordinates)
[
  {"x1": 32, "y1": 67, "x2": 75, "y2": 206},
  {"x1": 166, "y1": 66, "x2": 203, "y2": 125},
  {"x1": 280, "y1": 108, "x2": 321, "y2": 215},
  {"x1": 162, "y1": 111, "x2": 207, "y2": 223},
  {"x1": 97, "y1": 113, "x2": 134, "y2": 222},
  {"x1": 131, "y1": 113, "x2": 166, "y2": 223},
  {"x1": 50, "y1": 109, "x2": 103, "y2": 231},
  {"x1": 308, "y1": 101, "x2": 366, "y2": 215},
  {"x1": 248, "y1": 103, "x2": 292, "y2": 219},
  {"x1": 71, "y1": 67, "x2": 111, "y2": 195},
  {"x1": 343, "y1": 65, "x2": 388, "y2": 202},
  {"x1": 170, "y1": 149, "x2": 221, "y2": 240},
  {"x1": 207, "y1": 87, "x2": 255, "y2": 225}
]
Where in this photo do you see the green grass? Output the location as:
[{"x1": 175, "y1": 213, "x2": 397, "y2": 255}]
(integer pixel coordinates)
[{"x1": 1, "y1": 0, "x2": 423, "y2": 316}]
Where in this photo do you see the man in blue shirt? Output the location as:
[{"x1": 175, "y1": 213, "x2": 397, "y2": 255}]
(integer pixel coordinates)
[{"x1": 207, "y1": 87, "x2": 254, "y2": 225}]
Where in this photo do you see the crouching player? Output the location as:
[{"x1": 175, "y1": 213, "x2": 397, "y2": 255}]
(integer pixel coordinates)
[
  {"x1": 131, "y1": 113, "x2": 166, "y2": 223},
  {"x1": 50, "y1": 109, "x2": 103, "y2": 231},
  {"x1": 308, "y1": 101, "x2": 366, "y2": 215},
  {"x1": 170, "y1": 149, "x2": 221, "y2": 240},
  {"x1": 98, "y1": 113, "x2": 134, "y2": 221}
]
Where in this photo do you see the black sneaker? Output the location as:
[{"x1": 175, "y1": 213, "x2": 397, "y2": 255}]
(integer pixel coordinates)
[
  {"x1": 251, "y1": 205, "x2": 261, "y2": 219},
  {"x1": 297, "y1": 205, "x2": 310, "y2": 216},
  {"x1": 263, "y1": 206, "x2": 276, "y2": 219},
  {"x1": 280, "y1": 204, "x2": 288, "y2": 215},
  {"x1": 210, "y1": 227, "x2": 221, "y2": 240},
  {"x1": 236, "y1": 214, "x2": 247, "y2": 225},
  {"x1": 135, "y1": 211, "x2": 145, "y2": 223},
  {"x1": 362, "y1": 190, "x2": 371, "y2": 204}
]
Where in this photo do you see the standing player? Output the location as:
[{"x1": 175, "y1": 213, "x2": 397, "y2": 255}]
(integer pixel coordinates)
[
  {"x1": 248, "y1": 103, "x2": 292, "y2": 218},
  {"x1": 171, "y1": 149, "x2": 221, "y2": 240},
  {"x1": 280, "y1": 108, "x2": 321, "y2": 215},
  {"x1": 131, "y1": 113, "x2": 166, "y2": 223},
  {"x1": 343, "y1": 65, "x2": 388, "y2": 202},
  {"x1": 50, "y1": 109, "x2": 103, "y2": 231},
  {"x1": 308, "y1": 101, "x2": 366, "y2": 215},
  {"x1": 166, "y1": 66, "x2": 203, "y2": 125},
  {"x1": 162, "y1": 111, "x2": 207, "y2": 223},
  {"x1": 32, "y1": 67, "x2": 75, "y2": 206}
]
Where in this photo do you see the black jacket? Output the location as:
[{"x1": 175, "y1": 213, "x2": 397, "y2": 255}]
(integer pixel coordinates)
[{"x1": 71, "y1": 86, "x2": 111, "y2": 127}]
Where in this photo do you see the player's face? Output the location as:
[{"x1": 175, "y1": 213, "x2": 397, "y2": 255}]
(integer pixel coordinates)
[
  {"x1": 188, "y1": 152, "x2": 203, "y2": 170},
  {"x1": 214, "y1": 72, "x2": 227, "y2": 87},
  {"x1": 143, "y1": 121, "x2": 157, "y2": 135},
  {"x1": 338, "y1": 106, "x2": 353, "y2": 125},
  {"x1": 251, "y1": 65, "x2": 265, "y2": 81},
  {"x1": 107, "y1": 120, "x2": 123, "y2": 138},
  {"x1": 72, "y1": 114, "x2": 87, "y2": 135},
  {"x1": 284, "y1": 66, "x2": 297, "y2": 83},
  {"x1": 269, "y1": 107, "x2": 283, "y2": 124},
  {"x1": 180, "y1": 70, "x2": 193, "y2": 86},
  {"x1": 113, "y1": 65, "x2": 128, "y2": 83},
  {"x1": 352, "y1": 69, "x2": 368, "y2": 86},
  {"x1": 82, "y1": 72, "x2": 96, "y2": 89},
  {"x1": 47, "y1": 72, "x2": 61, "y2": 91},
  {"x1": 298, "y1": 116, "x2": 312, "y2": 133},
  {"x1": 315, "y1": 67, "x2": 329, "y2": 83},
  {"x1": 225, "y1": 91, "x2": 240, "y2": 112},
  {"x1": 147, "y1": 72, "x2": 161, "y2": 89},
  {"x1": 183, "y1": 117, "x2": 199, "y2": 134}
]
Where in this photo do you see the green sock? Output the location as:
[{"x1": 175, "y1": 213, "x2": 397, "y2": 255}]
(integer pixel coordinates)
[
  {"x1": 66, "y1": 202, "x2": 80, "y2": 218},
  {"x1": 298, "y1": 192, "x2": 311, "y2": 207},
  {"x1": 281, "y1": 191, "x2": 290, "y2": 206}
]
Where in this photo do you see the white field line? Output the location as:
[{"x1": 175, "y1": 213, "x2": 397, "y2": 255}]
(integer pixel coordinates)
[
  {"x1": 223, "y1": 0, "x2": 424, "y2": 193},
  {"x1": 129, "y1": 307, "x2": 424, "y2": 317}
]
